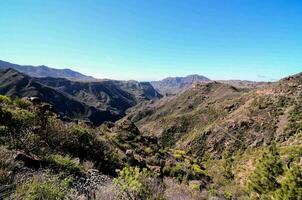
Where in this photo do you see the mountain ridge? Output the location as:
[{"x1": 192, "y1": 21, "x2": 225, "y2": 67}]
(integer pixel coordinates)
[
  {"x1": 0, "y1": 68, "x2": 161, "y2": 125},
  {"x1": 0, "y1": 60, "x2": 97, "y2": 82}
]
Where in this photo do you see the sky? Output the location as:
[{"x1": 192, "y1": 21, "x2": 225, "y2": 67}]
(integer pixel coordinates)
[{"x1": 1, "y1": 0, "x2": 302, "y2": 81}]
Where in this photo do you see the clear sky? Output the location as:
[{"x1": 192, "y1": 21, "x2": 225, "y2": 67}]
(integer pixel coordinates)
[{"x1": 1, "y1": 0, "x2": 302, "y2": 81}]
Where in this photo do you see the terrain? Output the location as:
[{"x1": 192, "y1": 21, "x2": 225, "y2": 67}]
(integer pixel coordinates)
[
  {"x1": 0, "y1": 69, "x2": 161, "y2": 125},
  {"x1": 0, "y1": 60, "x2": 96, "y2": 82},
  {"x1": 128, "y1": 73, "x2": 302, "y2": 157},
  {"x1": 150, "y1": 74, "x2": 211, "y2": 95},
  {"x1": 0, "y1": 64, "x2": 301, "y2": 199}
]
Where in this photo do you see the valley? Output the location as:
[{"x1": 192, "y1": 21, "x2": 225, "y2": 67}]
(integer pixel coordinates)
[{"x1": 0, "y1": 61, "x2": 301, "y2": 200}]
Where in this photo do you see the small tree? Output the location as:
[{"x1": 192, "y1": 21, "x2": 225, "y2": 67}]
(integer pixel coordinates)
[
  {"x1": 274, "y1": 165, "x2": 302, "y2": 200},
  {"x1": 247, "y1": 142, "x2": 284, "y2": 197}
]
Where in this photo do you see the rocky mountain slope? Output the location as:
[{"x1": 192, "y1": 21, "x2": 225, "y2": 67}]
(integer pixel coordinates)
[
  {"x1": 0, "y1": 60, "x2": 96, "y2": 82},
  {"x1": 150, "y1": 74, "x2": 211, "y2": 95},
  {"x1": 0, "y1": 71, "x2": 301, "y2": 200},
  {"x1": 127, "y1": 73, "x2": 302, "y2": 157},
  {"x1": 0, "y1": 69, "x2": 161, "y2": 125}
]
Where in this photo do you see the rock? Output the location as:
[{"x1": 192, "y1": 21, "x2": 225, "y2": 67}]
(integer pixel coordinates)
[
  {"x1": 14, "y1": 152, "x2": 44, "y2": 169},
  {"x1": 224, "y1": 104, "x2": 236, "y2": 112},
  {"x1": 125, "y1": 149, "x2": 134, "y2": 156}
]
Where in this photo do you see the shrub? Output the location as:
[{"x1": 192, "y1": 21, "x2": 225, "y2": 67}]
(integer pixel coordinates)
[
  {"x1": 114, "y1": 166, "x2": 164, "y2": 200},
  {"x1": 173, "y1": 149, "x2": 186, "y2": 159},
  {"x1": 13, "y1": 98, "x2": 32, "y2": 109},
  {"x1": 274, "y1": 165, "x2": 302, "y2": 200},
  {"x1": 222, "y1": 152, "x2": 234, "y2": 180},
  {"x1": 191, "y1": 164, "x2": 207, "y2": 177},
  {"x1": 47, "y1": 154, "x2": 82, "y2": 174},
  {"x1": 247, "y1": 142, "x2": 284, "y2": 197},
  {"x1": 61, "y1": 125, "x2": 103, "y2": 159},
  {"x1": 0, "y1": 148, "x2": 14, "y2": 184},
  {"x1": 169, "y1": 164, "x2": 186, "y2": 182},
  {"x1": 0, "y1": 95, "x2": 11, "y2": 104},
  {"x1": 14, "y1": 179, "x2": 66, "y2": 200},
  {"x1": 0, "y1": 125, "x2": 9, "y2": 144}
]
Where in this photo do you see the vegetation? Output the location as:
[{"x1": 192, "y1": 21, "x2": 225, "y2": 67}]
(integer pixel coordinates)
[
  {"x1": 247, "y1": 143, "x2": 284, "y2": 198},
  {"x1": 114, "y1": 166, "x2": 165, "y2": 200},
  {"x1": 14, "y1": 178, "x2": 67, "y2": 200},
  {"x1": 46, "y1": 154, "x2": 82, "y2": 174},
  {"x1": 163, "y1": 149, "x2": 208, "y2": 183},
  {"x1": 274, "y1": 165, "x2": 302, "y2": 200},
  {"x1": 1, "y1": 71, "x2": 302, "y2": 199}
]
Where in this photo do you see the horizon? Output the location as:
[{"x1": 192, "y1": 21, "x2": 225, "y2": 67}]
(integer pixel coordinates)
[
  {"x1": 1, "y1": 0, "x2": 302, "y2": 81},
  {"x1": 1, "y1": 58, "x2": 297, "y2": 83}
]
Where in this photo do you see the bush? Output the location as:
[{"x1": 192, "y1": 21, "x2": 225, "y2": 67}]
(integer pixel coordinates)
[
  {"x1": 0, "y1": 95, "x2": 11, "y2": 104},
  {"x1": 274, "y1": 165, "x2": 302, "y2": 200},
  {"x1": 60, "y1": 125, "x2": 103, "y2": 159},
  {"x1": 247, "y1": 142, "x2": 284, "y2": 197},
  {"x1": 191, "y1": 164, "x2": 207, "y2": 177},
  {"x1": 222, "y1": 152, "x2": 234, "y2": 180},
  {"x1": 0, "y1": 148, "x2": 14, "y2": 184},
  {"x1": 14, "y1": 178, "x2": 66, "y2": 200},
  {"x1": 47, "y1": 154, "x2": 82, "y2": 174},
  {"x1": 14, "y1": 98, "x2": 32, "y2": 109},
  {"x1": 114, "y1": 166, "x2": 165, "y2": 200}
]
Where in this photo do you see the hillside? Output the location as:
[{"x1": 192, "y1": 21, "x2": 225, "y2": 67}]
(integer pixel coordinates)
[
  {"x1": 127, "y1": 75, "x2": 302, "y2": 156},
  {"x1": 0, "y1": 60, "x2": 96, "y2": 82},
  {"x1": 151, "y1": 74, "x2": 211, "y2": 95},
  {"x1": 0, "y1": 69, "x2": 161, "y2": 125},
  {"x1": 0, "y1": 72, "x2": 301, "y2": 200}
]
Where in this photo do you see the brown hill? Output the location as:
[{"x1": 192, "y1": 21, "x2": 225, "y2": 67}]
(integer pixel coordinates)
[
  {"x1": 126, "y1": 73, "x2": 302, "y2": 158},
  {"x1": 0, "y1": 69, "x2": 161, "y2": 125}
]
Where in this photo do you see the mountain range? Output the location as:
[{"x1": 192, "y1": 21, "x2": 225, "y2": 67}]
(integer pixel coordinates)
[
  {"x1": 150, "y1": 74, "x2": 211, "y2": 95},
  {"x1": 0, "y1": 68, "x2": 161, "y2": 125},
  {"x1": 0, "y1": 59, "x2": 302, "y2": 199},
  {"x1": 0, "y1": 60, "x2": 96, "y2": 82}
]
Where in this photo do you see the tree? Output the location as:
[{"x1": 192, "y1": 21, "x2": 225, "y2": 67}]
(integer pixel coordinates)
[{"x1": 247, "y1": 142, "x2": 284, "y2": 198}]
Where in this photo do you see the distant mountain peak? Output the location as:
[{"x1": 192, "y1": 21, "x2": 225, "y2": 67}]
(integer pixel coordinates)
[{"x1": 151, "y1": 74, "x2": 211, "y2": 95}]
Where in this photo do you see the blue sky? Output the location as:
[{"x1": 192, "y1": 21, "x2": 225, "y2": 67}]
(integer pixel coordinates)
[{"x1": 1, "y1": 0, "x2": 302, "y2": 81}]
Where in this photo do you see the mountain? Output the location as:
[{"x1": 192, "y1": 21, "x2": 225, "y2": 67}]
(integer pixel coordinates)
[
  {"x1": 0, "y1": 68, "x2": 161, "y2": 125},
  {"x1": 126, "y1": 73, "x2": 302, "y2": 157},
  {"x1": 1, "y1": 71, "x2": 302, "y2": 200},
  {"x1": 150, "y1": 74, "x2": 211, "y2": 95},
  {"x1": 217, "y1": 80, "x2": 269, "y2": 88},
  {"x1": 0, "y1": 60, "x2": 96, "y2": 82}
]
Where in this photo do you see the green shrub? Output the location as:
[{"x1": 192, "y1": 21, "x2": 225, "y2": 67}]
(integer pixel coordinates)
[
  {"x1": 190, "y1": 182, "x2": 201, "y2": 191},
  {"x1": 0, "y1": 95, "x2": 11, "y2": 104},
  {"x1": 191, "y1": 164, "x2": 207, "y2": 177},
  {"x1": 222, "y1": 152, "x2": 234, "y2": 180},
  {"x1": 169, "y1": 164, "x2": 186, "y2": 182},
  {"x1": 173, "y1": 149, "x2": 186, "y2": 160},
  {"x1": 47, "y1": 154, "x2": 81, "y2": 174},
  {"x1": 274, "y1": 165, "x2": 302, "y2": 200},
  {"x1": 61, "y1": 125, "x2": 102, "y2": 159},
  {"x1": 144, "y1": 147, "x2": 153, "y2": 154},
  {"x1": 247, "y1": 142, "x2": 284, "y2": 197},
  {"x1": 14, "y1": 179, "x2": 66, "y2": 200},
  {"x1": 14, "y1": 98, "x2": 32, "y2": 109},
  {"x1": 114, "y1": 166, "x2": 164, "y2": 200}
]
